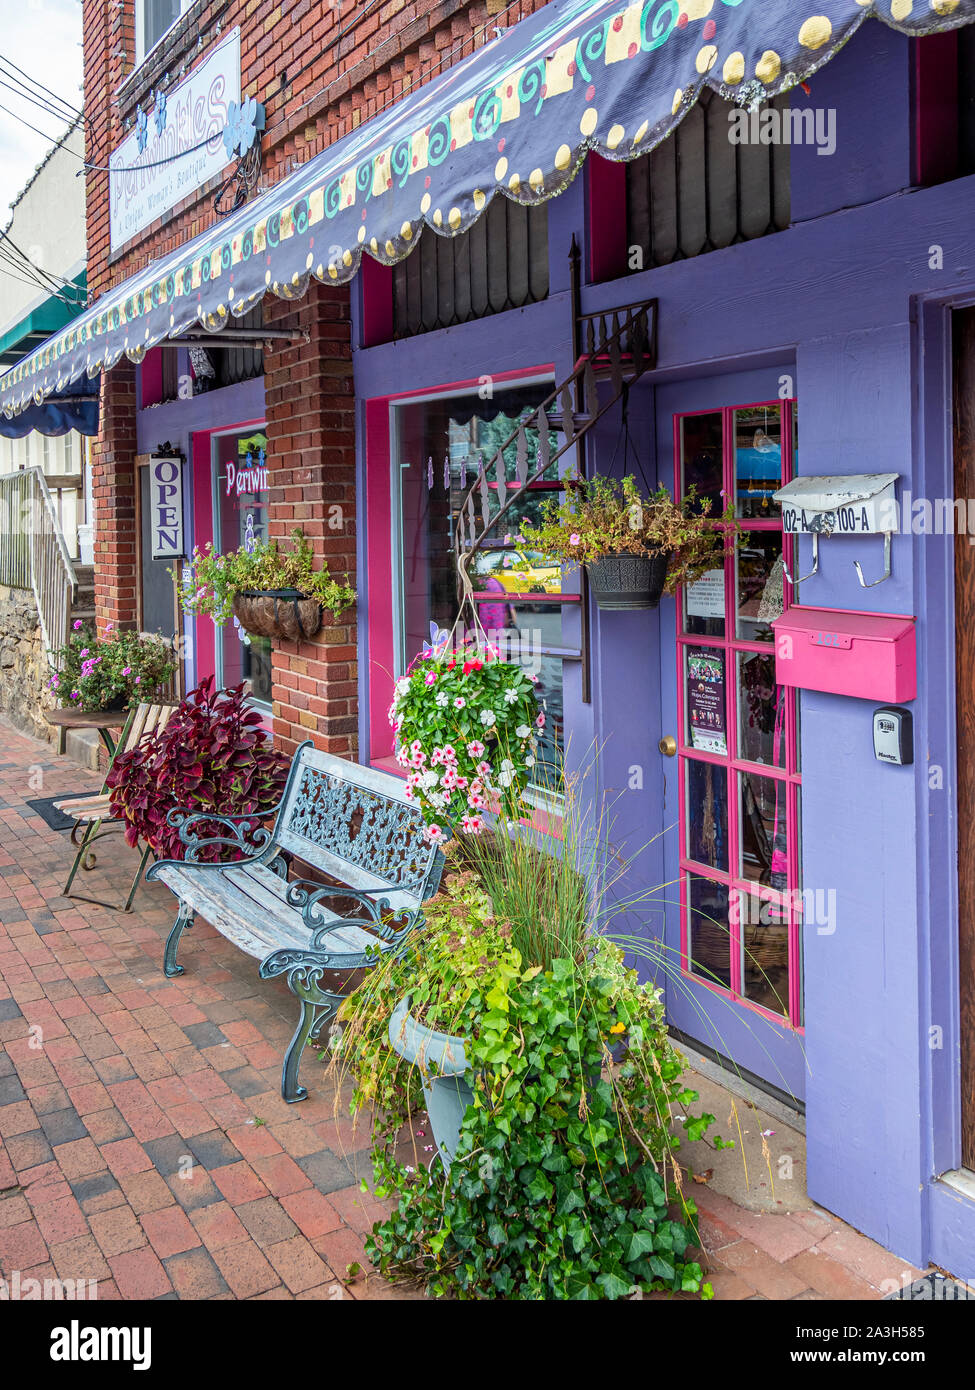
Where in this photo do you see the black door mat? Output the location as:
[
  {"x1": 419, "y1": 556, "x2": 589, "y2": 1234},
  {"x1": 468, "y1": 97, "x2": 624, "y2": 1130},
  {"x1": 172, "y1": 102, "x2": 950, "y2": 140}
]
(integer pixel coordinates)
[{"x1": 25, "y1": 795, "x2": 91, "y2": 832}]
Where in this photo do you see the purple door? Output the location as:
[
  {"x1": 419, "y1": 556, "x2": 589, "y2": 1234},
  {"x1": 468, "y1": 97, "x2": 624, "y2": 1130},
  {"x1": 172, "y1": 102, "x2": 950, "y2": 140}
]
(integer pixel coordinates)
[{"x1": 656, "y1": 369, "x2": 806, "y2": 1103}]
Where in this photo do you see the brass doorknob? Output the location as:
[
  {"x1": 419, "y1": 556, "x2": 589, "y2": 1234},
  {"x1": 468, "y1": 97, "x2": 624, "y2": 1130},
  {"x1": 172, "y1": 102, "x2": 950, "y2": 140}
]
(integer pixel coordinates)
[{"x1": 659, "y1": 735, "x2": 677, "y2": 757}]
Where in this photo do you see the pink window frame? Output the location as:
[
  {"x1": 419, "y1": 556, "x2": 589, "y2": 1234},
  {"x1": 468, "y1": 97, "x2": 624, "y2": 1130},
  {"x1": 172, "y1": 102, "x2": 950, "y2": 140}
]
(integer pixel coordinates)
[
  {"x1": 364, "y1": 363, "x2": 569, "y2": 769},
  {"x1": 673, "y1": 398, "x2": 804, "y2": 1032}
]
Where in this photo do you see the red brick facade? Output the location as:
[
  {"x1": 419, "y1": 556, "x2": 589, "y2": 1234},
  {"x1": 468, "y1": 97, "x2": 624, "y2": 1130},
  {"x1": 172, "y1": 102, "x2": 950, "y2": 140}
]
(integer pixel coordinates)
[{"x1": 81, "y1": 0, "x2": 549, "y2": 753}]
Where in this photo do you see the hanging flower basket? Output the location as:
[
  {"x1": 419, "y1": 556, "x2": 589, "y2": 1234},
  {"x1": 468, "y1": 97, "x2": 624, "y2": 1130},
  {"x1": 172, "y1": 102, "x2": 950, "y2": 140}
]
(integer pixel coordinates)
[
  {"x1": 585, "y1": 551, "x2": 670, "y2": 611},
  {"x1": 232, "y1": 589, "x2": 323, "y2": 642}
]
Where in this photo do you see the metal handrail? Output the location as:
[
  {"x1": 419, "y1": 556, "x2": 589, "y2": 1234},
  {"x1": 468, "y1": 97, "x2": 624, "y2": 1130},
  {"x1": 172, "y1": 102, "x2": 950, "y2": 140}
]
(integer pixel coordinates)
[{"x1": 0, "y1": 465, "x2": 78, "y2": 664}]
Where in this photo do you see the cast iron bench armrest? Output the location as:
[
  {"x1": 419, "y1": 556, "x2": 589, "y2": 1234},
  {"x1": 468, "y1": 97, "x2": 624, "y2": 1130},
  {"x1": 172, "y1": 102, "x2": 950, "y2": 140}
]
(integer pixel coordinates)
[
  {"x1": 284, "y1": 879, "x2": 425, "y2": 953},
  {"x1": 146, "y1": 804, "x2": 286, "y2": 877}
]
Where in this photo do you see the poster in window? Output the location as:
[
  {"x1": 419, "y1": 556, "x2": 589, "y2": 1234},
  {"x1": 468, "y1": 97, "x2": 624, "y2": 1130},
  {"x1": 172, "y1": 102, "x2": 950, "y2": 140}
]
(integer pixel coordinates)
[
  {"x1": 687, "y1": 648, "x2": 727, "y2": 755},
  {"x1": 686, "y1": 568, "x2": 724, "y2": 619}
]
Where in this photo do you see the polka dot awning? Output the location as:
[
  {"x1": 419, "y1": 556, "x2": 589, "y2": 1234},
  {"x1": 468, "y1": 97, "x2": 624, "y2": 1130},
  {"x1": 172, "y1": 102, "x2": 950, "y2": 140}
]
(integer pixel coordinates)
[{"x1": 3, "y1": 0, "x2": 974, "y2": 417}]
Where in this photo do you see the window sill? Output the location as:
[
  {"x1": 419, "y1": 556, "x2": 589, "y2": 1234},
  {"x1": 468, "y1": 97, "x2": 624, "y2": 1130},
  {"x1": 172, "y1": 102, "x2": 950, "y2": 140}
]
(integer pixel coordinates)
[{"x1": 117, "y1": 0, "x2": 231, "y2": 118}]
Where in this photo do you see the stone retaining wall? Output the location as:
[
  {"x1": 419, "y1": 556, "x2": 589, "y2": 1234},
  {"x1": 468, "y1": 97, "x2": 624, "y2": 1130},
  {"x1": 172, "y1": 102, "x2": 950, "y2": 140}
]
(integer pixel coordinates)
[{"x1": 0, "y1": 584, "x2": 54, "y2": 743}]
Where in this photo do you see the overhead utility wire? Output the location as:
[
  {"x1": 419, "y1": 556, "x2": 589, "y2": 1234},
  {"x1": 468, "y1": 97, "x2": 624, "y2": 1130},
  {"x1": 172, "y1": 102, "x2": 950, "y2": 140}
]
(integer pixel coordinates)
[{"x1": 0, "y1": 53, "x2": 84, "y2": 122}]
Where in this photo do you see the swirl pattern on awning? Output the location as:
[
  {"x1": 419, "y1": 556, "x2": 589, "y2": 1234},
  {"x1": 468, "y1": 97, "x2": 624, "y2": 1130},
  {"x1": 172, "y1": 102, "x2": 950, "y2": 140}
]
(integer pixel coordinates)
[{"x1": 3, "y1": 0, "x2": 973, "y2": 416}]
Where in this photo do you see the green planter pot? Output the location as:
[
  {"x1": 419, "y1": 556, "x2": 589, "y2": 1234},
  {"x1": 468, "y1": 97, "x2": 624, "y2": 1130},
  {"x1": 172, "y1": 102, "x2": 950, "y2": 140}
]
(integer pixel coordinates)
[
  {"x1": 389, "y1": 995, "x2": 473, "y2": 1170},
  {"x1": 585, "y1": 551, "x2": 670, "y2": 611}
]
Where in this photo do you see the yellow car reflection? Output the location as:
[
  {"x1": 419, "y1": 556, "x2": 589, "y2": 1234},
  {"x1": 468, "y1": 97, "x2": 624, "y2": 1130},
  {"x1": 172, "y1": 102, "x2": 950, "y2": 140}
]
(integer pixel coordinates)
[{"x1": 474, "y1": 550, "x2": 561, "y2": 595}]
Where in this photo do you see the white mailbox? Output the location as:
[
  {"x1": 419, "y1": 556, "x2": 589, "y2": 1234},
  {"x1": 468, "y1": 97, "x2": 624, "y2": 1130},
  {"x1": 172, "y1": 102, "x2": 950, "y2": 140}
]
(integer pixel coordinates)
[{"x1": 772, "y1": 473, "x2": 900, "y2": 589}]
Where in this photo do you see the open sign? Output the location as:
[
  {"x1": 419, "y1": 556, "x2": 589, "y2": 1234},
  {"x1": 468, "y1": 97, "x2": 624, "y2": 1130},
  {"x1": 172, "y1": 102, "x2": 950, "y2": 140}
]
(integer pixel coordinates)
[{"x1": 149, "y1": 454, "x2": 185, "y2": 560}]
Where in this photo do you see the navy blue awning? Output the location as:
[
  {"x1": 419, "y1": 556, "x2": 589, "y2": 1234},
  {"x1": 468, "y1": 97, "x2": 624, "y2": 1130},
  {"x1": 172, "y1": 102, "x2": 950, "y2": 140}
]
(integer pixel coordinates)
[
  {"x1": 0, "y1": 374, "x2": 98, "y2": 437},
  {"x1": 3, "y1": 0, "x2": 974, "y2": 417}
]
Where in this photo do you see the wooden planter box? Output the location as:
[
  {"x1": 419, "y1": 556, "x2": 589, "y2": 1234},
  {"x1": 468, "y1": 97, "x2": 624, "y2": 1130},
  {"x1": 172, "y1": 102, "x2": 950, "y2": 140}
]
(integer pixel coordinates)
[{"x1": 232, "y1": 589, "x2": 323, "y2": 642}]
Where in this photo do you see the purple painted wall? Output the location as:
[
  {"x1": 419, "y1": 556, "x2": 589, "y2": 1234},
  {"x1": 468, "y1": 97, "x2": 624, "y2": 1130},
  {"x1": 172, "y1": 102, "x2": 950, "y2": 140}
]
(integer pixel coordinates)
[
  {"x1": 351, "y1": 23, "x2": 975, "y2": 1274},
  {"x1": 135, "y1": 372, "x2": 266, "y2": 692}
]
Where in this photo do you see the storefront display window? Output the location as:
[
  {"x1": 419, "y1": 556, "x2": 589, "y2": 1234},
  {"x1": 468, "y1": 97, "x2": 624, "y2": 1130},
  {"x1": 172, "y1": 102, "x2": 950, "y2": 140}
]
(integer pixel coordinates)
[
  {"x1": 676, "y1": 400, "x2": 802, "y2": 1026},
  {"x1": 212, "y1": 427, "x2": 272, "y2": 707},
  {"x1": 391, "y1": 380, "x2": 566, "y2": 783}
]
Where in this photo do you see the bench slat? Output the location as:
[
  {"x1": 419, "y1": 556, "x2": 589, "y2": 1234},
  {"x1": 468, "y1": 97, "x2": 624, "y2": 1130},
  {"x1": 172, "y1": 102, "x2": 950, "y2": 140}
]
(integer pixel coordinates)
[{"x1": 152, "y1": 861, "x2": 381, "y2": 961}]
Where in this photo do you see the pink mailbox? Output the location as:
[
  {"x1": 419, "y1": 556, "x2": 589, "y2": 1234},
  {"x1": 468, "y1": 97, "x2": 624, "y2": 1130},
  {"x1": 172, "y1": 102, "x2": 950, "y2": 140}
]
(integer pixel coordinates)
[{"x1": 771, "y1": 606, "x2": 916, "y2": 702}]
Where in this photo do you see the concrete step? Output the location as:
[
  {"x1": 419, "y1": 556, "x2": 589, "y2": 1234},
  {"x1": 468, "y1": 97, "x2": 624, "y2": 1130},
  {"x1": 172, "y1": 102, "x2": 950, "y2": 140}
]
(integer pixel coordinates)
[{"x1": 64, "y1": 727, "x2": 101, "y2": 772}]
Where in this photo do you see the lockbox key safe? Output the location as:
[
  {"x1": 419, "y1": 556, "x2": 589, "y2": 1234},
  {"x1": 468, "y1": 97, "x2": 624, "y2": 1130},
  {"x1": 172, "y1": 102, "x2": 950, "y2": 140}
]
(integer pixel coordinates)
[{"x1": 873, "y1": 706, "x2": 913, "y2": 766}]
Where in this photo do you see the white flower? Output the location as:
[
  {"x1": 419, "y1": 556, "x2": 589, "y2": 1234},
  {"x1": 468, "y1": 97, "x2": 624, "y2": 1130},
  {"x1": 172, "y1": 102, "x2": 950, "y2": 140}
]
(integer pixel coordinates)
[
  {"x1": 395, "y1": 677, "x2": 411, "y2": 698},
  {"x1": 515, "y1": 724, "x2": 531, "y2": 739},
  {"x1": 435, "y1": 691, "x2": 449, "y2": 707},
  {"x1": 503, "y1": 689, "x2": 519, "y2": 705},
  {"x1": 421, "y1": 770, "x2": 438, "y2": 789},
  {"x1": 480, "y1": 709, "x2": 497, "y2": 727},
  {"x1": 526, "y1": 756, "x2": 535, "y2": 768}
]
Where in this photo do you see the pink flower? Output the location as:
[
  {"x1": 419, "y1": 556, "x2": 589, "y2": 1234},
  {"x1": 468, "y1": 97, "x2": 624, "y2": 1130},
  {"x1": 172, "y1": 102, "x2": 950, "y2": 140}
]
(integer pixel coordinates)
[
  {"x1": 72, "y1": 620, "x2": 82, "y2": 630},
  {"x1": 70, "y1": 690, "x2": 80, "y2": 700},
  {"x1": 461, "y1": 815, "x2": 483, "y2": 835},
  {"x1": 424, "y1": 672, "x2": 437, "y2": 685},
  {"x1": 121, "y1": 666, "x2": 132, "y2": 676},
  {"x1": 135, "y1": 675, "x2": 141, "y2": 684},
  {"x1": 467, "y1": 740, "x2": 485, "y2": 759},
  {"x1": 425, "y1": 823, "x2": 444, "y2": 842},
  {"x1": 453, "y1": 697, "x2": 466, "y2": 709},
  {"x1": 105, "y1": 622, "x2": 113, "y2": 632},
  {"x1": 441, "y1": 744, "x2": 457, "y2": 763},
  {"x1": 476, "y1": 760, "x2": 492, "y2": 778},
  {"x1": 403, "y1": 785, "x2": 414, "y2": 800},
  {"x1": 536, "y1": 712, "x2": 546, "y2": 728},
  {"x1": 569, "y1": 533, "x2": 580, "y2": 545},
  {"x1": 79, "y1": 648, "x2": 89, "y2": 658}
]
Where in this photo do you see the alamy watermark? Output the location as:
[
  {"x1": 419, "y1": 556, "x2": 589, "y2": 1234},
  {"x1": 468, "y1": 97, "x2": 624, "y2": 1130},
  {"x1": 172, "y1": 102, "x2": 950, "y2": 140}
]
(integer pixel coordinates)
[{"x1": 728, "y1": 106, "x2": 837, "y2": 157}]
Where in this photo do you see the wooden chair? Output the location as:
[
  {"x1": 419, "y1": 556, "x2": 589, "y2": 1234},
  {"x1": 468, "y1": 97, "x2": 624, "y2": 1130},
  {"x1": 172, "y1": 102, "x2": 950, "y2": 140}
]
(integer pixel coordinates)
[{"x1": 54, "y1": 702, "x2": 176, "y2": 913}]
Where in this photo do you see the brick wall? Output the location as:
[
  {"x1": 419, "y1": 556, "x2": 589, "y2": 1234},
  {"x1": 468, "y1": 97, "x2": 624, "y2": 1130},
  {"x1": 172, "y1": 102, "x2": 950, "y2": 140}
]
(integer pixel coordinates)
[
  {"x1": 82, "y1": 0, "x2": 552, "y2": 753},
  {"x1": 263, "y1": 281, "x2": 357, "y2": 759}
]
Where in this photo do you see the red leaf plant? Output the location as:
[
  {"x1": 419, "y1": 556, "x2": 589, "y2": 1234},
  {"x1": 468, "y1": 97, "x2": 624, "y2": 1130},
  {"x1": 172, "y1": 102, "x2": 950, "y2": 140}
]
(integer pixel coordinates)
[{"x1": 107, "y1": 677, "x2": 290, "y2": 862}]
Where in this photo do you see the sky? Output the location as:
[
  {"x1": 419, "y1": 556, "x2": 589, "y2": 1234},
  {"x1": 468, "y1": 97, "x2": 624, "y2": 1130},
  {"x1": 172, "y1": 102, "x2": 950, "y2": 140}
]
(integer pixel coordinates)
[{"x1": 0, "y1": 0, "x2": 83, "y2": 219}]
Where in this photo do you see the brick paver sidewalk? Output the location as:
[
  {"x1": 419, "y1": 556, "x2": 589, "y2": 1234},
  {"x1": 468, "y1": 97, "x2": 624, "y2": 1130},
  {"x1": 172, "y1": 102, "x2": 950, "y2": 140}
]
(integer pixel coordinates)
[{"x1": 0, "y1": 717, "x2": 923, "y2": 1300}]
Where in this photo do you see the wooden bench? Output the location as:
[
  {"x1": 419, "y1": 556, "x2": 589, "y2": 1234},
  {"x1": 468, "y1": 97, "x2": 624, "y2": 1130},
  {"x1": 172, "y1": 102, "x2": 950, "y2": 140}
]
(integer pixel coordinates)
[
  {"x1": 54, "y1": 701, "x2": 177, "y2": 913},
  {"x1": 146, "y1": 742, "x2": 444, "y2": 1103}
]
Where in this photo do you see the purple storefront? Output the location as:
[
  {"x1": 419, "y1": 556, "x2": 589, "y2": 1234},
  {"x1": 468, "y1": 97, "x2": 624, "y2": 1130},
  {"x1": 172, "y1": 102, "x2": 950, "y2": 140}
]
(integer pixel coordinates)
[{"x1": 350, "y1": 16, "x2": 975, "y2": 1275}]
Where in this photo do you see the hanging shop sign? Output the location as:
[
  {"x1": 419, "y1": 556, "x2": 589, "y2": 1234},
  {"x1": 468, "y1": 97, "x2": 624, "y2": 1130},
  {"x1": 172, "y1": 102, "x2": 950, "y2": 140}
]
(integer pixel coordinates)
[
  {"x1": 109, "y1": 30, "x2": 241, "y2": 251},
  {"x1": 687, "y1": 647, "x2": 727, "y2": 756},
  {"x1": 148, "y1": 453, "x2": 186, "y2": 560}
]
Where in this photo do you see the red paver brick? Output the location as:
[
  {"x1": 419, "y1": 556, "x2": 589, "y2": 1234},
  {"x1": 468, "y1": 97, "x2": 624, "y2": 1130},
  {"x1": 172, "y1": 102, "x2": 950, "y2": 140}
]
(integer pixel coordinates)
[
  {"x1": 164, "y1": 1247, "x2": 230, "y2": 1298},
  {"x1": 716, "y1": 1241, "x2": 811, "y2": 1299},
  {"x1": 168, "y1": 1101, "x2": 217, "y2": 1138},
  {"x1": 106, "y1": 1079, "x2": 174, "y2": 1142},
  {"x1": 784, "y1": 1248, "x2": 882, "y2": 1300},
  {"x1": 0, "y1": 1100, "x2": 38, "y2": 1138},
  {"x1": 815, "y1": 1227, "x2": 925, "y2": 1290},
  {"x1": 212, "y1": 1240, "x2": 280, "y2": 1298},
  {"x1": 141, "y1": 1205, "x2": 202, "y2": 1259},
  {"x1": 226, "y1": 1122, "x2": 284, "y2": 1161},
  {"x1": 0, "y1": 1192, "x2": 32, "y2": 1228},
  {"x1": 189, "y1": 1201, "x2": 250, "y2": 1252},
  {"x1": 51, "y1": 1137, "x2": 108, "y2": 1181},
  {"x1": 67, "y1": 1081, "x2": 113, "y2": 1115},
  {"x1": 265, "y1": 1234, "x2": 332, "y2": 1294},
  {"x1": 280, "y1": 1189, "x2": 344, "y2": 1240},
  {"x1": 109, "y1": 1246, "x2": 173, "y2": 1299},
  {"x1": 326, "y1": 1184, "x2": 390, "y2": 1235},
  {"x1": 88, "y1": 1205, "x2": 148, "y2": 1258},
  {"x1": 48, "y1": 1234, "x2": 111, "y2": 1283},
  {"x1": 118, "y1": 1170, "x2": 175, "y2": 1216},
  {"x1": 0, "y1": 1218, "x2": 48, "y2": 1268},
  {"x1": 251, "y1": 1152, "x2": 312, "y2": 1198},
  {"x1": 100, "y1": 1138, "x2": 153, "y2": 1179},
  {"x1": 33, "y1": 1196, "x2": 88, "y2": 1246},
  {"x1": 210, "y1": 1162, "x2": 271, "y2": 1206}
]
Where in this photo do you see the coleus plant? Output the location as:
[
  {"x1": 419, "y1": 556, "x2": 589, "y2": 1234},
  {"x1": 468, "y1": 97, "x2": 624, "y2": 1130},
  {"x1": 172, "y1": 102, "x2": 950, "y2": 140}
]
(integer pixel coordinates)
[
  {"x1": 389, "y1": 628, "x2": 542, "y2": 841},
  {"x1": 106, "y1": 677, "x2": 290, "y2": 861}
]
